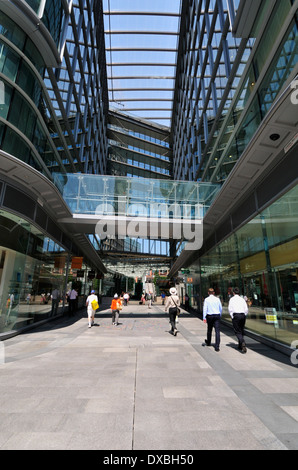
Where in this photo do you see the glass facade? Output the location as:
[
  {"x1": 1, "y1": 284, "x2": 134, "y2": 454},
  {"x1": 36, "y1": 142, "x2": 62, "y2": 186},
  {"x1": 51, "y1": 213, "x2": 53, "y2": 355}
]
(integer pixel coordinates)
[
  {"x1": 208, "y1": 3, "x2": 298, "y2": 183},
  {"x1": 107, "y1": 111, "x2": 172, "y2": 179},
  {"x1": 0, "y1": 1, "x2": 109, "y2": 336},
  {"x1": 59, "y1": 173, "x2": 219, "y2": 219},
  {"x1": 103, "y1": 0, "x2": 181, "y2": 127},
  {"x1": 170, "y1": 0, "x2": 298, "y2": 353},
  {"x1": 0, "y1": 1, "x2": 108, "y2": 178},
  {"x1": 0, "y1": 10, "x2": 66, "y2": 181},
  {"x1": 24, "y1": 0, "x2": 63, "y2": 47},
  {"x1": 185, "y1": 185, "x2": 298, "y2": 348},
  {"x1": 45, "y1": 0, "x2": 109, "y2": 175},
  {"x1": 171, "y1": 0, "x2": 298, "y2": 184},
  {"x1": 0, "y1": 210, "x2": 97, "y2": 335},
  {"x1": 172, "y1": 0, "x2": 255, "y2": 181}
]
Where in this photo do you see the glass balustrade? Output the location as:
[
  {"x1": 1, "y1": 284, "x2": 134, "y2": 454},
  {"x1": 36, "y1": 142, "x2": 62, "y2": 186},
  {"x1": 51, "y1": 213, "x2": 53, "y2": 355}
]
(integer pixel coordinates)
[{"x1": 55, "y1": 173, "x2": 220, "y2": 220}]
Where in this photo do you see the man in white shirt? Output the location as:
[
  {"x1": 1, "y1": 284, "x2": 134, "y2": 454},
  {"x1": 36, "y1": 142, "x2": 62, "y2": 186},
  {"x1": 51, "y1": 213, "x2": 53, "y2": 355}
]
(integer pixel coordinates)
[
  {"x1": 203, "y1": 288, "x2": 222, "y2": 351},
  {"x1": 228, "y1": 287, "x2": 249, "y2": 353},
  {"x1": 123, "y1": 292, "x2": 129, "y2": 306},
  {"x1": 68, "y1": 287, "x2": 78, "y2": 316}
]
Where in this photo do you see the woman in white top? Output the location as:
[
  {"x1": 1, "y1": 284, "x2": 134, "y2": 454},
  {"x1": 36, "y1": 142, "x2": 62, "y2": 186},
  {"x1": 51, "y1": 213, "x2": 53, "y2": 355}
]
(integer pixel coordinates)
[
  {"x1": 86, "y1": 290, "x2": 98, "y2": 328},
  {"x1": 165, "y1": 287, "x2": 180, "y2": 336}
]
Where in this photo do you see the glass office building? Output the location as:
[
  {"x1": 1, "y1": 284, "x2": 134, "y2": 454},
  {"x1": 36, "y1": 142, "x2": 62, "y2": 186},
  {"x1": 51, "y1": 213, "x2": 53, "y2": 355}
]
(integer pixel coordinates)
[
  {"x1": 107, "y1": 110, "x2": 172, "y2": 179},
  {"x1": 0, "y1": 0, "x2": 108, "y2": 335},
  {"x1": 185, "y1": 185, "x2": 298, "y2": 348},
  {"x1": 0, "y1": 0, "x2": 297, "y2": 353},
  {"x1": 170, "y1": 0, "x2": 298, "y2": 351}
]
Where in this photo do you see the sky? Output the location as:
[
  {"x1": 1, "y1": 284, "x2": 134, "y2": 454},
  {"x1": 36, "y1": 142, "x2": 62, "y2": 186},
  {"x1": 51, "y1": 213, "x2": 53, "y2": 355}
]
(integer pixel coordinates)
[{"x1": 102, "y1": 0, "x2": 182, "y2": 127}]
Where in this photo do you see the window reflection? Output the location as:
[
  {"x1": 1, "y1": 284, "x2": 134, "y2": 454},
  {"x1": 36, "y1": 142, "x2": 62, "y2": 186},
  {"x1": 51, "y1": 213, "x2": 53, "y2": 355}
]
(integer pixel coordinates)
[
  {"x1": 0, "y1": 211, "x2": 67, "y2": 333},
  {"x1": 193, "y1": 185, "x2": 298, "y2": 348}
]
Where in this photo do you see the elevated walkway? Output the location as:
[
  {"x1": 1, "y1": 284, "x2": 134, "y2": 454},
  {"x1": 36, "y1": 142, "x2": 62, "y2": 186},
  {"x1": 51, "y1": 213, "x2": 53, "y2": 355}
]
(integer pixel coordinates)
[
  {"x1": 0, "y1": 299, "x2": 297, "y2": 450},
  {"x1": 56, "y1": 174, "x2": 219, "y2": 248}
]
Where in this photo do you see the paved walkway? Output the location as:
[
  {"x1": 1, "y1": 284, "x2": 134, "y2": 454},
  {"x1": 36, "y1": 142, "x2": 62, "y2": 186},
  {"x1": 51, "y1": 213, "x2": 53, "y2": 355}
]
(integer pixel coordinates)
[{"x1": 0, "y1": 299, "x2": 298, "y2": 451}]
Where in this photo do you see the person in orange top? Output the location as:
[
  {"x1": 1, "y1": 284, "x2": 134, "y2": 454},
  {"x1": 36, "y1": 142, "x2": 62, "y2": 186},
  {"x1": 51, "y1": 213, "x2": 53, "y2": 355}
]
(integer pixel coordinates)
[{"x1": 110, "y1": 294, "x2": 121, "y2": 325}]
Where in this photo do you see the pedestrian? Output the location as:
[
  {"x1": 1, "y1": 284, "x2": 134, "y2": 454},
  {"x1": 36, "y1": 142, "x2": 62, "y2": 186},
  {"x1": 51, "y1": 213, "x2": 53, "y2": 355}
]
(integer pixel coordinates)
[
  {"x1": 67, "y1": 287, "x2": 78, "y2": 316},
  {"x1": 203, "y1": 288, "x2": 222, "y2": 352},
  {"x1": 147, "y1": 292, "x2": 152, "y2": 308},
  {"x1": 50, "y1": 287, "x2": 60, "y2": 317},
  {"x1": 86, "y1": 290, "x2": 98, "y2": 328},
  {"x1": 123, "y1": 292, "x2": 129, "y2": 305},
  {"x1": 165, "y1": 287, "x2": 180, "y2": 336},
  {"x1": 110, "y1": 294, "x2": 121, "y2": 325},
  {"x1": 6, "y1": 293, "x2": 14, "y2": 325},
  {"x1": 228, "y1": 287, "x2": 248, "y2": 353}
]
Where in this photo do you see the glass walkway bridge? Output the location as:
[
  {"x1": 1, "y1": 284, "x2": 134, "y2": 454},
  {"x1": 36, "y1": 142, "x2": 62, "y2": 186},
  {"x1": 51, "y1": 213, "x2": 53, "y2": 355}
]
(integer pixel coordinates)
[{"x1": 56, "y1": 174, "x2": 219, "y2": 251}]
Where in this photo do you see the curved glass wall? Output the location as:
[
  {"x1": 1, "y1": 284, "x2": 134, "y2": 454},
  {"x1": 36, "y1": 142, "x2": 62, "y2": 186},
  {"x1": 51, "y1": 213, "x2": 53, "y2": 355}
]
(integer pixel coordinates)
[
  {"x1": 44, "y1": 0, "x2": 108, "y2": 175},
  {"x1": 0, "y1": 11, "x2": 66, "y2": 182},
  {"x1": 187, "y1": 184, "x2": 298, "y2": 349},
  {"x1": 24, "y1": 1, "x2": 63, "y2": 47},
  {"x1": 40, "y1": 1, "x2": 63, "y2": 47}
]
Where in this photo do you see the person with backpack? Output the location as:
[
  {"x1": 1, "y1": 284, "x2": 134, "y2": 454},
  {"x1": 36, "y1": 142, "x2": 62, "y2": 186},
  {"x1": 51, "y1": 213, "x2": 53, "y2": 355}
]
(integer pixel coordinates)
[{"x1": 86, "y1": 289, "x2": 98, "y2": 328}]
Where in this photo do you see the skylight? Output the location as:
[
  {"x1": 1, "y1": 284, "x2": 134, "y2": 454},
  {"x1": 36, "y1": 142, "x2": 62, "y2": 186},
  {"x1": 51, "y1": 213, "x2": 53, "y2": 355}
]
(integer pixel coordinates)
[{"x1": 103, "y1": 0, "x2": 182, "y2": 128}]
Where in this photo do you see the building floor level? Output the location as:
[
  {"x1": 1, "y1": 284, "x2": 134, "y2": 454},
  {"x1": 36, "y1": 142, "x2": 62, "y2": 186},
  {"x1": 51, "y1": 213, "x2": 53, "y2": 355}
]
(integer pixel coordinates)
[{"x1": 0, "y1": 299, "x2": 297, "y2": 451}]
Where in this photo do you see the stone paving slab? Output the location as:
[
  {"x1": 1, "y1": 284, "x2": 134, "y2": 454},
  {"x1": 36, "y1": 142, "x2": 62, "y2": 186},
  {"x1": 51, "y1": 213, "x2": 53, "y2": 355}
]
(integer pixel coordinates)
[{"x1": 0, "y1": 300, "x2": 297, "y2": 451}]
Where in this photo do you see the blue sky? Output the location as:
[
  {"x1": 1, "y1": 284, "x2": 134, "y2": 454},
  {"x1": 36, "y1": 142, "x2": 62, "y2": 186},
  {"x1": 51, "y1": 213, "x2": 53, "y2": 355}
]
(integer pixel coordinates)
[{"x1": 102, "y1": 0, "x2": 182, "y2": 127}]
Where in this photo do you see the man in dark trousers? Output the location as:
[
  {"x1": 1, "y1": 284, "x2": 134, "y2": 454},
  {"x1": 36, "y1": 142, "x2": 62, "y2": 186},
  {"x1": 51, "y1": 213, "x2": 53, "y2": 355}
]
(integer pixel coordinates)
[
  {"x1": 203, "y1": 288, "x2": 222, "y2": 351},
  {"x1": 228, "y1": 287, "x2": 248, "y2": 353}
]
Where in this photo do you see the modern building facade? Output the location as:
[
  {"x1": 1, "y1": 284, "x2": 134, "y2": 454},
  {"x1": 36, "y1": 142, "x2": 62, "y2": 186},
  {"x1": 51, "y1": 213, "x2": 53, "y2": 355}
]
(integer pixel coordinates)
[
  {"x1": 0, "y1": 0, "x2": 108, "y2": 336},
  {"x1": 107, "y1": 110, "x2": 172, "y2": 179},
  {"x1": 170, "y1": 0, "x2": 298, "y2": 351},
  {"x1": 0, "y1": 0, "x2": 297, "y2": 353}
]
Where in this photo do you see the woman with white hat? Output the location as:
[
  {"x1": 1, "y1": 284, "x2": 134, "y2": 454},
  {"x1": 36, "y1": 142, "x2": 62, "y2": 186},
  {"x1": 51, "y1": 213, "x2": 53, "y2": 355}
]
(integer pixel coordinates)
[{"x1": 165, "y1": 287, "x2": 180, "y2": 336}]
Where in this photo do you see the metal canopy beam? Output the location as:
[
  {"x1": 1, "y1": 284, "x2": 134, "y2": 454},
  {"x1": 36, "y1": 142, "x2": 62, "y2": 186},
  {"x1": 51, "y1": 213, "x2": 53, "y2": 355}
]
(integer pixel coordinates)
[
  {"x1": 103, "y1": 1, "x2": 182, "y2": 126},
  {"x1": 105, "y1": 30, "x2": 178, "y2": 35},
  {"x1": 103, "y1": 12, "x2": 180, "y2": 17},
  {"x1": 111, "y1": 88, "x2": 175, "y2": 92},
  {"x1": 106, "y1": 48, "x2": 177, "y2": 52},
  {"x1": 107, "y1": 63, "x2": 176, "y2": 67},
  {"x1": 107, "y1": 76, "x2": 175, "y2": 80}
]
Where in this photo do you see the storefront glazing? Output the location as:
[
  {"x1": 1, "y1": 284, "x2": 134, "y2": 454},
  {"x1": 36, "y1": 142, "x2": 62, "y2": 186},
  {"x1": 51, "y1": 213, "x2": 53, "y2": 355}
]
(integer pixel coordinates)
[
  {"x1": 0, "y1": 210, "x2": 96, "y2": 336},
  {"x1": 187, "y1": 184, "x2": 298, "y2": 348}
]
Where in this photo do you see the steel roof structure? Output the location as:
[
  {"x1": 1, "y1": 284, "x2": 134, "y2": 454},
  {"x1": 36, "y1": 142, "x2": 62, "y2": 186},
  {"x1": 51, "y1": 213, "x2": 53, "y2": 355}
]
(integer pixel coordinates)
[{"x1": 103, "y1": 0, "x2": 182, "y2": 128}]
